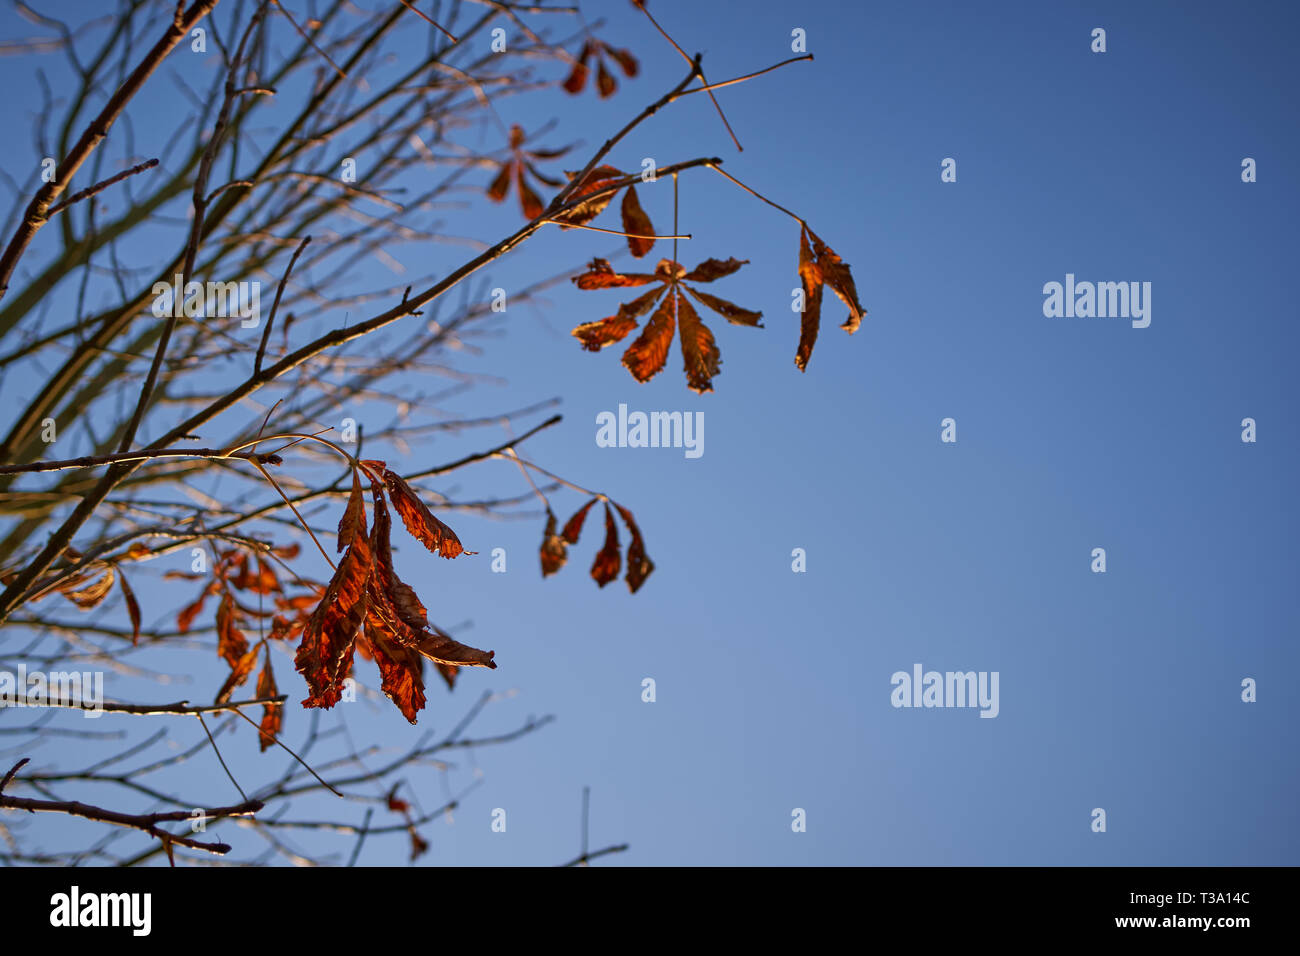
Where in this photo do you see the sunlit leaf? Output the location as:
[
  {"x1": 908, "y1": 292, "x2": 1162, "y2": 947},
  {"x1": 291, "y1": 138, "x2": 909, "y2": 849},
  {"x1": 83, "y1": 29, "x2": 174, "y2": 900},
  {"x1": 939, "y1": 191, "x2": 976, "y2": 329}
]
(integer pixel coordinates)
[
  {"x1": 807, "y1": 227, "x2": 866, "y2": 333},
  {"x1": 117, "y1": 568, "x2": 141, "y2": 646},
  {"x1": 295, "y1": 535, "x2": 372, "y2": 709},
  {"x1": 684, "y1": 257, "x2": 747, "y2": 283},
  {"x1": 562, "y1": 498, "x2": 600, "y2": 543},
  {"x1": 540, "y1": 508, "x2": 568, "y2": 577},
  {"x1": 590, "y1": 503, "x2": 621, "y2": 587},
  {"x1": 256, "y1": 647, "x2": 282, "y2": 752},
  {"x1": 572, "y1": 258, "x2": 657, "y2": 290},
  {"x1": 613, "y1": 503, "x2": 654, "y2": 593},
  {"x1": 796, "y1": 225, "x2": 824, "y2": 371},
  {"x1": 621, "y1": 293, "x2": 676, "y2": 383},
  {"x1": 337, "y1": 470, "x2": 367, "y2": 552},
  {"x1": 621, "y1": 184, "x2": 655, "y2": 258},
  {"x1": 384, "y1": 470, "x2": 468, "y2": 559},
  {"x1": 684, "y1": 285, "x2": 763, "y2": 326},
  {"x1": 675, "y1": 289, "x2": 721, "y2": 393}
]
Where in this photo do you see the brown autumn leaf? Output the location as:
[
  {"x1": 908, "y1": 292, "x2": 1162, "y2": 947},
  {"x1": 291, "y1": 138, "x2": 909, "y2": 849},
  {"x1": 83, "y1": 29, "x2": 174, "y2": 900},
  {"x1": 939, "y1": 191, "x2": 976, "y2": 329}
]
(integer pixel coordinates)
[
  {"x1": 387, "y1": 785, "x2": 411, "y2": 814},
  {"x1": 553, "y1": 165, "x2": 628, "y2": 228},
  {"x1": 590, "y1": 503, "x2": 621, "y2": 587},
  {"x1": 365, "y1": 627, "x2": 427, "y2": 724},
  {"x1": 177, "y1": 577, "x2": 219, "y2": 632},
  {"x1": 117, "y1": 568, "x2": 142, "y2": 646},
  {"x1": 295, "y1": 534, "x2": 372, "y2": 709},
  {"x1": 540, "y1": 508, "x2": 568, "y2": 577},
  {"x1": 338, "y1": 470, "x2": 366, "y2": 552},
  {"x1": 596, "y1": 58, "x2": 616, "y2": 98},
  {"x1": 415, "y1": 626, "x2": 496, "y2": 669},
  {"x1": 562, "y1": 498, "x2": 599, "y2": 543},
  {"x1": 562, "y1": 38, "x2": 637, "y2": 98},
  {"x1": 571, "y1": 314, "x2": 640, "y2": 352},
  {"x1": 573, "y1": 258, "x2": 658, "y2": 290},
  {"x1": 484, "y1": 124, "x2": 571, "y2": 220},
  {"x1": 215, "y1": 647, "x2": 258, "y2": 706},
  {"x1": 574, "y1": 257, "x2": 760, "y2": 391},
  {"x1": 410, "y1": 828, "x2": 430, "y2": 861},
  {"x1": 622, "y1": 292, "x2": 676, "y2": 383},
  {"x1": 384, "y1": 469, "x2": 468, "y2": 559},
  {"x1": 676, "y1": 290, "x2": 721, "y2": 393},
  {"x1": 369, "y1": 479, "x2": 429, "y2": 631},
  {"x1": 435, "y1": 662, "x2": 459, "y2": 690},
  {"x1": 621, "y1": 184, "x2": 656, "y2": 258},
  {"x1": 63, "y1": 566, "x2": 115, "y2": 609},
  {"x1": 796, "y1": 225, "x2": 824, "y2": 372},
  {"x1": 216, "y1": 590, "x2": 249, "y2": 669},
  {"x1": 562, "y1": 42, "x2": 591, "y2": 93},
  {"x1": 613, "y1": 503, "x2": 655, "y2": 593},
  {"x1": 807, "y1": 226, "x2": 866, "y2": 333},
  {"x1": 256, "y1": 647, "x2": 282, "y2": 752},
  {"x1": 516, "y1": 164, "x2": 544, "y2": 220},
  {"x1": 608, "y1": 46, "x2": 639, "y2": 78},
  {"x1": 683, "y1": 284, "x2": 763, "y2": 327},
  {"x1": 684, "y1": 257, "x2": 748, "y2": 283},
  {"x1": 232, "y1": 554, "x2": 280, "y2": 594}
]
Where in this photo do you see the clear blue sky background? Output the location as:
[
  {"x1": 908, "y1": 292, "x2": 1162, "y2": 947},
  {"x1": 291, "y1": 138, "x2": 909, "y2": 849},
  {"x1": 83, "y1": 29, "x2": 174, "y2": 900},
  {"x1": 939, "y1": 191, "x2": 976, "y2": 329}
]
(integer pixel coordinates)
[{"x1": 0, "y1": 0, "x2": 1297, "y2": 865}]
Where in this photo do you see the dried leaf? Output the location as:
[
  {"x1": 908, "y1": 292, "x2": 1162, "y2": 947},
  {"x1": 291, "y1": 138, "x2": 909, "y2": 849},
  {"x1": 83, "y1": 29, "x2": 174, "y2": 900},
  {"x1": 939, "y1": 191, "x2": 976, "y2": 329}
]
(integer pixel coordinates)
[
  {"x1": 808, "y1": 227, "x2": 866, "y2": 333},
  {"x1": 410, "y1": 829, "x2": 430, "y2": 861},
  {"x1": 596, "y1": 58, "x2": 617, "y2": 98},
  {"x1": 554, "y1": 165, "x2": 626, "y2": 228},
  {"x1": 675, "y1": 290, "x2": 721, "y2": 393},
  {"x1": 562, "y1": 498, "x2": 599, "y2": 544},
  {"x1": 621, "y1": 293, "x2": 676, "y2": 383},
  {"x1": 540, "y1": 509, "x2": 568, "y2": 577},
  {"x1": 384, "y1": 470, "x2": 468, "y2": 559},
  {"x1": 177, "y1": 578, "x2": 218, "y2": 633},
  {"x1": 233, "y1": 555, "x2": 279, "y2": 594},
  {"x1": 572, "y1": 314, "x2": 640, "y2": 351},
  {"x1": 118, "y1": 568, "x2": 142, "y2": 646},
  {"x1": 486, "y1": 161, "x2": 512, "y2": 203},
  {"x1": 369, "y1": 481, "x2": 429, "y2": 631},
  {"x1": 609, "y1": 47, "x2": 639, "y2": 77},
  {"x1": 337, "y1": 470, "x2": 367, "y2": 552},
  {"x1": 684, "y1": 257, "x2": 747, "y2": 283},
  {"x1": 684, "y1": 284, "x2": 763, "y2": 326},
  {"x1": 796, "y1": 225, "x2": 824, "y2": 372},
  {"x1": 215, "y1": 647, "x2": 258, "y2": 705},
  {"x1": 621, "y1": 184, "x2": 655, "y2": 258},
  {"x1": 516, "y1": 163, "x2": 544, "y2": 220},
  {"x1": 572, "y1": 257, "x2": 656, "y2": 290},
  {"x1": 256, "y1": 649, "x2": 282, "y2": 752},
  {"x1": 216, "y1": 591, "x2": 249, "y2": 669},
  {"x1": 415, "y1": 626, "x2": 496, "y2": 669},
  {"x1": 590, "y1": 503, "x2": 621, "y2": 587},
  {"x1": 562, "y1": 42, "x2": 591, "y2": 93},
  {"x1": 366, "y1": 627, "x2": 427, "y2": 724},
  {"x1": 387, "y1": 786, "x2": 410, "y2": 814},
  {"x1": 63, "y1": 567, "x2": 115, "y2": 610},
  {"x1": 613, "y1": 503, "x2": 654, "y2": 594},
  {"x1": 295, "y1": 535, "x2": 372, "y2": 709}
]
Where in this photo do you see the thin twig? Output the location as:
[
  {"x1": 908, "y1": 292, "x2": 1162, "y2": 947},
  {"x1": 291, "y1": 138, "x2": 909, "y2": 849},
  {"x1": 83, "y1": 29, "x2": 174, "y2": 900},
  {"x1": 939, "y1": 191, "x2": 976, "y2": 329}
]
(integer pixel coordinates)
[{"x1": 45, "y1": 158, "x2": 160, "y2": 216}]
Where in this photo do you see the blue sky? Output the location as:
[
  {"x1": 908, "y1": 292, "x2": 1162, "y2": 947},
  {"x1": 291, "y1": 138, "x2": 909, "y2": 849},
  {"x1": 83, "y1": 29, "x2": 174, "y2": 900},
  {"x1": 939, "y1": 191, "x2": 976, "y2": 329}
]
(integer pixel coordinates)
[{"x1": 0, "y1": 0, "x2": 1297, "y2": 865}]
